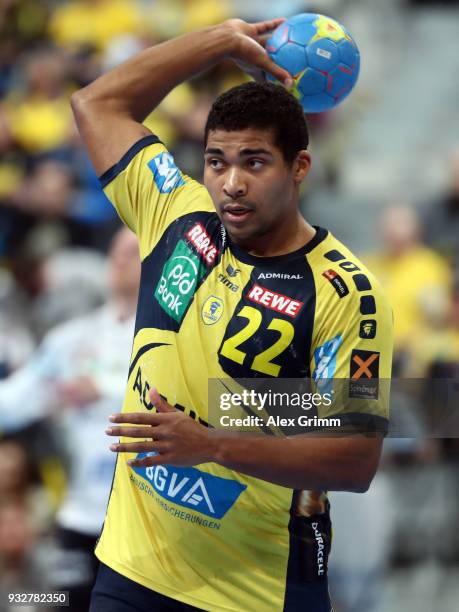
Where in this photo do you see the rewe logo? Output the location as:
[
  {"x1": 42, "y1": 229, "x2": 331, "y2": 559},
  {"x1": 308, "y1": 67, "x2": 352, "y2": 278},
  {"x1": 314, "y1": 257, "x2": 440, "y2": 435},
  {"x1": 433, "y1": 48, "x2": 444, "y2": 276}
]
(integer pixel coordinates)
[
  {"x1": 247, "y1": 284, "x2": 303, "y2": 318},
  {"x1": 186, "y1": 223, "x2": 219, "y2": 265},
  {"x1": 148, "y1": 152, "x2": 185, "y2": 193},
  {"x1": 132, "y1": 456, "x2": 247, "y2": 519}
]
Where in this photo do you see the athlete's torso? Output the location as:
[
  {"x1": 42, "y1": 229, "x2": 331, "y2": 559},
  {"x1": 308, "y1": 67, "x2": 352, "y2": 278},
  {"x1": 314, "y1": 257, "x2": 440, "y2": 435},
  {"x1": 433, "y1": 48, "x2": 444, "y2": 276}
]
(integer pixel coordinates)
[{"x1": 96, "y1": 137, "x2": 393, "y2": 612}]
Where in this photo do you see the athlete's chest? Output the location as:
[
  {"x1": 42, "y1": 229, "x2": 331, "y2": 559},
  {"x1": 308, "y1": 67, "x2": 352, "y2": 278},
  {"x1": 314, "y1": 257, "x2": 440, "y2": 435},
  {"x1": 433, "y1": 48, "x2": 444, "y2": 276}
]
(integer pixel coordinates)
[{"x1": 136, "y1": 212, "x2": 317, "y2": 378}]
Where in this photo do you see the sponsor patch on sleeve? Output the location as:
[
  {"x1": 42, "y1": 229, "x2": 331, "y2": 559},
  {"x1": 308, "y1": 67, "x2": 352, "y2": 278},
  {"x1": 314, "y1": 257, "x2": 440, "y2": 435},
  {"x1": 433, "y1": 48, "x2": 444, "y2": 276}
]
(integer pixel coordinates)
[
  {"x1": 148, "y1": 152, "x2": 185, "y2": 193},
  {"x1": 322, "y1": 269, "x2": 349, "y2": 298},
  {"x1": 359, "y1": 319, "x2": 377, "y2": 339},
  {"x1": 349, "y1": 349, "x2": 379, "y2": 399}
]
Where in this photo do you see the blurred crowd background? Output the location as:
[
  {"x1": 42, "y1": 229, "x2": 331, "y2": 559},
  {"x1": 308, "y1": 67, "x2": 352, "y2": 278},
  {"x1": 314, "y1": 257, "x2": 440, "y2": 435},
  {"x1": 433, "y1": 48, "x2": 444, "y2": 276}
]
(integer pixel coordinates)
[{"x1": 0, "y1": 0, "x2": 458, "y2": 611}]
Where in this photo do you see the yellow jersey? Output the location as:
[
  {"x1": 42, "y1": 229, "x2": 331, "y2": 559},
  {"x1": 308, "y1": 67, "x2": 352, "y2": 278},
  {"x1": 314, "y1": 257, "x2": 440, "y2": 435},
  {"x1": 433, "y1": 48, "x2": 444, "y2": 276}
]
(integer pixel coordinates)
[{"x1": 95, "y1": 135, "x2": 393, "y2": 611}]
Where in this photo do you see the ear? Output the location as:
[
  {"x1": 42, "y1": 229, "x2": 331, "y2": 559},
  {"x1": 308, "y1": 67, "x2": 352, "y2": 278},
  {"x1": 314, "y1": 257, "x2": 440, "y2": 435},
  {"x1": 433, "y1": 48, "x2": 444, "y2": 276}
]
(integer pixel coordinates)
[{"x1": 292, "y1": 150, "x2": 311, "y2": 184}]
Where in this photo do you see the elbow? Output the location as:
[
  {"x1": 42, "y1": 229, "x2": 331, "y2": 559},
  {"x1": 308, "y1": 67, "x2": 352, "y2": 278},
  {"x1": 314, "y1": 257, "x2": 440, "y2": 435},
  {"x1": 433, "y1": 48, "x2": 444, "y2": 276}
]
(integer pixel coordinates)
[
  {"x1": 343, "y1": 476, "x2": 371, "y2": 494},
  {"x1": 70, "y1": 87, "x2": 95, "y2": 120},
  {"x1": 351, "y1": 479, "x2": 371, "y2": 494},
  {"x1": 71, "y1": 87, "x2": 126, "y2": 124},
  {"x1": 71, "y1": 85, "x2": 110, "y2": 122},
  {"x1": 348, "y1": 465, "x2": 378, "y2": 493}
]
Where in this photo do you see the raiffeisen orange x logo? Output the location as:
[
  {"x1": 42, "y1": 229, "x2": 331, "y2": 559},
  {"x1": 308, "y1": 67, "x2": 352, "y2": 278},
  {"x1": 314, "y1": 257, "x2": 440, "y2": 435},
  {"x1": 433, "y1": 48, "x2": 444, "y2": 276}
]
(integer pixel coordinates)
[{"x1": 351, "y1": 353, "x2": 379, "y2": 379}]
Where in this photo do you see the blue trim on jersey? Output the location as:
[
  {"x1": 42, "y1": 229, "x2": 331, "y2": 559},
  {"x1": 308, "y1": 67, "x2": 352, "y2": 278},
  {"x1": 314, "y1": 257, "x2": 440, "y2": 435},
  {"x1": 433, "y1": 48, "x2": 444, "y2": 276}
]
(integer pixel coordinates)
[{"x1": 98, "y1": 135, "x2": 162, "y2": 188}]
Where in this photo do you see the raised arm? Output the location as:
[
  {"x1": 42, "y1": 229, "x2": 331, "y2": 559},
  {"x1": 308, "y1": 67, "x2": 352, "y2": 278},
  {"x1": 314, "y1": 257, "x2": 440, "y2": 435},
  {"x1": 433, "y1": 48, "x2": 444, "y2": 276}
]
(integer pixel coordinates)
[{"x1": 71, "y1": 19, "x2": 292, "y2": 176}]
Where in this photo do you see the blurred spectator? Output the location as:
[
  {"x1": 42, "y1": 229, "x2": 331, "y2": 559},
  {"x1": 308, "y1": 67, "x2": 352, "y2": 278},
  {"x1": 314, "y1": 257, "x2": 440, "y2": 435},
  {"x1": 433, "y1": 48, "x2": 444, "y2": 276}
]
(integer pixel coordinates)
[
  {"x1": 0, "y1": 499, "x2": 51, "y2": 606},
  {"x1": 0, "y1": 439, "x2": 31, "y2": 501},
  {"x1": 230, "y1": 0, "x2": 310, "y2": 21},
  {"x1": 365, "y1": 204, "x2": 452, "y2": 356},
  {"x1": 30, "y1": 242, "x2": 109, "y2": 339},
  {"x1": 0, "y1": 1, "x2": 49, "y2": 98},
  {"x1": 48, "y1": 0, "x2": 143, "y2": 53},
  {"x1": 2, "y1": 221, "x2": 108, "y2": 340},
  {"x1": 0, "y1": 227, "x2": 140, "y2": 611},
  {"x1": 423, "y1": 148, "x2": 459, "y2": 272},
  {"x1": 4, "y1": 48, "x2": 74, "y2": 155},
  {"x1": 0, "y1": 268, "x2": 35, "y2": 378},
  {"x1": 9, "y1": 159, "x2": 73, "y2": 217},
  {"x1": 142, "y1": 0, "x2": 231, "y2": 40},
  {"x1": 328, "y1": 473, "x2": 394, "y2": 612},
  {"x1": 406, "y1": 285, "x2": 459, "y2": 378}
]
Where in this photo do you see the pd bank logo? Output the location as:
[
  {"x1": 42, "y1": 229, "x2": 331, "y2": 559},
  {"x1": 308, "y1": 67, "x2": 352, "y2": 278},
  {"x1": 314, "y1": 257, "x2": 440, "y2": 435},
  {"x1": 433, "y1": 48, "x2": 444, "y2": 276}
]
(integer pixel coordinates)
[
  {"x1": 148, "y1": 152, "x2": 185, "y2": 193},
  {"x1": 154, "y1": 240, "x2": 205, "y2": 322},
  {"x1": 132, "y1": 454, "x2": 246, "y2": 519}
]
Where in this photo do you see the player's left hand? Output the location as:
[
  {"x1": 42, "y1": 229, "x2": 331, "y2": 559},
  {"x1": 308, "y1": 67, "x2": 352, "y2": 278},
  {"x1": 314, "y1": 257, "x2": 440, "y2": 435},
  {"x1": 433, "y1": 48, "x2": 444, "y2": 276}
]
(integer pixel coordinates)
[
  {"x1": 223, "y1": 18, "x2": 293, "y2": 86},
  {"x1": 106, "y1": 388, "x2": 217, "y2": 468}
]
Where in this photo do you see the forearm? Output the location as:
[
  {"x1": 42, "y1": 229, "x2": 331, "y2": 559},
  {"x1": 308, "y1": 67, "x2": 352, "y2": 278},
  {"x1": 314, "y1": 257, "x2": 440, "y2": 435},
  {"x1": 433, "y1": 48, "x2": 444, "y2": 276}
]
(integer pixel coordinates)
[
  {"x1": 73, "y1": 25, "x2": 233, "y2": 122},
  {"x1": 210, "y1": 434, "x2": 382, "y2": 492}
]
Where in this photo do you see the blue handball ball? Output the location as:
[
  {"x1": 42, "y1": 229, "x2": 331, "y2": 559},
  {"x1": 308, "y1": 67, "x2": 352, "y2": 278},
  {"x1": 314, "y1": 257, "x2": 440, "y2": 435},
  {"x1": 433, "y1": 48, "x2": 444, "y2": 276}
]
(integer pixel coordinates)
[{"x1": 265, "y1": 13, "x2": 360, "y2": 113}]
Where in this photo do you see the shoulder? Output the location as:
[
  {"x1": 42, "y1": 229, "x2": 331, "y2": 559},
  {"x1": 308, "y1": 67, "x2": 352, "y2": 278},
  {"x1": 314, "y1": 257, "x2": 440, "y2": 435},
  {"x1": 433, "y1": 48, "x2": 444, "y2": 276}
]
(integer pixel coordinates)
[
  {"x1": 307, "y1": 230, "x2": 392, "y2": 320},
  {"x1": 100, "y1": 134, "x2": 214, "y2": 208}
]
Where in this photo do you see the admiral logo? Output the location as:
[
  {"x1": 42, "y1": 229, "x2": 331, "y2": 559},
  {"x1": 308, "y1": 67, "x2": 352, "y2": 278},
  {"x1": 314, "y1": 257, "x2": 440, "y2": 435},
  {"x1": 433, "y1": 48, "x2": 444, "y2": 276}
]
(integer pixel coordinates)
[
  {"x1": 148, "y1": 152, "x2": 185, "y2": 193},
  {"x1": 201, "y1": 295, "x2": 224, "y2": 325},
  {"x1": 132, "y1": 456, "x2": 246, "y2": 519},
  {"x1": 186, "y1": 223, "x2": 219, "y2": 265},
  {"x1": 247, "y1": 284, "x2": 303, "y2": 318},
  {"x1": 322, "y1": 269, "x2": 349, "y2": 298},
  {"x1": 257, "y1": 272, "x2": 303, "y2": 280}
]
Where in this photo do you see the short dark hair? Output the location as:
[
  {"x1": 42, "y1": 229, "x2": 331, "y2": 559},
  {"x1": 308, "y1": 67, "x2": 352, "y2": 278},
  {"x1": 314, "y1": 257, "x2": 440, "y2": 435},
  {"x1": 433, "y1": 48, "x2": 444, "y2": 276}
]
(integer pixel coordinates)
[{"x1": 204, "y1": 82, "x2": 309, "y2": 163}]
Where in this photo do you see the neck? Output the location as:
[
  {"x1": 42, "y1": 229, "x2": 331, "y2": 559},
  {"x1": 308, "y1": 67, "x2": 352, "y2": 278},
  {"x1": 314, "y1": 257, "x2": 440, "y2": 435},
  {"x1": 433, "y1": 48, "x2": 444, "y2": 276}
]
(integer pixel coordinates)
[{"x1": 235, "y1": 212, "x2": 316, "y2": 258}]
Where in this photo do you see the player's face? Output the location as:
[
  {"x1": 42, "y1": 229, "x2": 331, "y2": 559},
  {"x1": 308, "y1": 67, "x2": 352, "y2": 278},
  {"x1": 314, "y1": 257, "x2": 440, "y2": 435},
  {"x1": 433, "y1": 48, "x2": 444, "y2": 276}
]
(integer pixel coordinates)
[{"x1": 204, "y1": 128, "x2": 309, "y2": 247}]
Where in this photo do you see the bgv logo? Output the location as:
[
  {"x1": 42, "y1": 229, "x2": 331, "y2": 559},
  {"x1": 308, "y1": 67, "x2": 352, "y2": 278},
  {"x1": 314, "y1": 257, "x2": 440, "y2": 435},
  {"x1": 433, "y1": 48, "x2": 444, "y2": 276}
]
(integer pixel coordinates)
[{"x1": 132, "y1": 456, "x2": 246, "y2": 519}]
